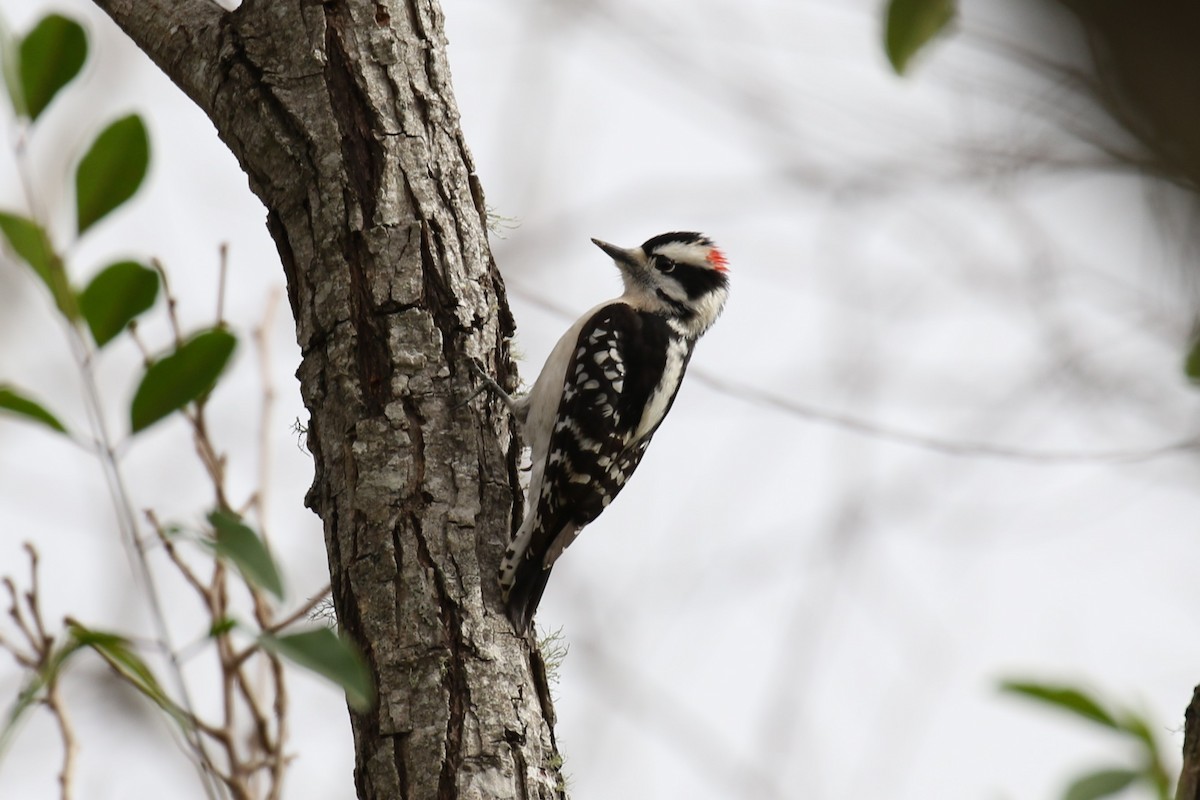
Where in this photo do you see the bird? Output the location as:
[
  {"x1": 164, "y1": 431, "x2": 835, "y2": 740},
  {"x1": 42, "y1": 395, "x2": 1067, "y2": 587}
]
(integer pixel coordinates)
[{"x1": 474, "y1": 231, "x2": 730, "y2": 633}]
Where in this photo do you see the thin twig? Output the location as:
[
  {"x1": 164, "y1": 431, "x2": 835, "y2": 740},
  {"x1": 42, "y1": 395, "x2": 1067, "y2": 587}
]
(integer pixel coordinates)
[
  {"x1": 513, "y1": 284, "x2": 1200, "y2": 465},
  {"x1": 252, "y1": 289, "x2": 281, "y2": 538},
  {"x1": 126, "y1": 319, "x2": 153, "y2": 363},
  {"x1": 3, "y1": 576, "x2": 36, "y2": 650},
  {"x1": 0, "y1": 545, "x2": 79, "y2": 800},
  {"x1": 233, "y1": 662, "x2": 275, "y2": 755},
  {"x1": 178, "y1": 276, "x2": 298, "y2": 799},
  {"x1": 216, "y1": 243, "x2": 229, "y2": 327},
  {"x1": 264, "y1": 586, "x2": 333, "y2": 636},
  {"x1": 265, "y1": 648, "x2": 288, "y2": 800},
  {"x1": 689, "y1": 366, "x2": 1200, "y2": 464},
  {"x1": 253, "y1": 285, "x2": 287, "y2": 796},
  {"x1": 10, "y1": 134, "x2": 221, "y2": 786},
  {"x1": 229, "y1": 586, "x2": 334, "y2": 672},
  {"x1": 66, "y1": 319, "x2": 225, "y2": 799},
  {"x1": 23, "y1": 544, "x2": 49, "y2": 647},
  {"x1": 145, "y1": 510, "x2": 210, "y2": 601},
  {"x1": 190, "y1": 403, "x2": 231, "y2": 512},
  {"x1": 152, "y1": 258, "x2": 184, "y2": 348},
  {"x1": 44, "y1": 678, "x2": 77, "y2": 800}
]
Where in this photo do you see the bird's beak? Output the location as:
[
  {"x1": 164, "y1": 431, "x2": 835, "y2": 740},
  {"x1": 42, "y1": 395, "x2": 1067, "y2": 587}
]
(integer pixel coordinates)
[{"x1": 591, "y1": 238, "x2": 644, "y2": 271}]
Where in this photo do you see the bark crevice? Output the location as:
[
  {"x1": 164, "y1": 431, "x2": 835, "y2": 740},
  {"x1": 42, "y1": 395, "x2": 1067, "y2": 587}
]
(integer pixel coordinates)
[{"x1": 323, "y1": 4, "x2": 385, "y2": 228}]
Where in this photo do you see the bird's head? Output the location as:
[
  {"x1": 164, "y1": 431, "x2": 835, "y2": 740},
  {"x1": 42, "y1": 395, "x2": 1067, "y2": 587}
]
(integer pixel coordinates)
[{"x1": 591, "y1": 231, "x2": 730, "y2": 338}]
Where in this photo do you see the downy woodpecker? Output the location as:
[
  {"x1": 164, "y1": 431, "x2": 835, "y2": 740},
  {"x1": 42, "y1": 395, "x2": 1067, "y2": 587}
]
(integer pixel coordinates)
[{"x1": 479, "y1": 232, "x2": 729, "y2": 633}]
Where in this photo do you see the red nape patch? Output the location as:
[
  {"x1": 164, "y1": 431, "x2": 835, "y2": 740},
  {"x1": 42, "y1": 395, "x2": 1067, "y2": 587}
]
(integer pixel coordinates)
[{"x1": 706, "y1": 247, "x2": 729, "y2": 271}]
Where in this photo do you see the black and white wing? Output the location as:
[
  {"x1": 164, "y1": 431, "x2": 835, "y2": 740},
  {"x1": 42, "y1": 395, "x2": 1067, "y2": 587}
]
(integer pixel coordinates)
[{"x1": 503, "y1": 303, "x2": 694, "y2": 631}]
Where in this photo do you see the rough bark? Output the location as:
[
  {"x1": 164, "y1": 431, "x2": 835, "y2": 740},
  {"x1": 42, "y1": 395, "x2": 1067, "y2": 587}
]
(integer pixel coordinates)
[
  {"x1": 1179, "y1": 686, "x2": 1200, "y2": 800},
  {"x1": 90, "y1": 0, "x2": 564, "y2": 797}
]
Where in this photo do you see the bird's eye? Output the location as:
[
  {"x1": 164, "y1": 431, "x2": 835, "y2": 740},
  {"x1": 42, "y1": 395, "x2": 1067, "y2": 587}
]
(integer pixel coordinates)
[{"x1": 656, "y1": 258, "x2": 676, "y2": 274}]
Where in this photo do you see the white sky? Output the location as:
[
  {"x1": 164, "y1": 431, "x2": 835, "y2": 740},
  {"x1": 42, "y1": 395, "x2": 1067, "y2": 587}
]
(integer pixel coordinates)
[{"x1": 2, "y1": 0, "x2": 1199, "y2": 798}]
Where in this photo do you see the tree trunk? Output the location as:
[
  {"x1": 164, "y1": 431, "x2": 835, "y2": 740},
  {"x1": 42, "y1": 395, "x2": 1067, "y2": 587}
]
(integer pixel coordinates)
[
  {"x1": 1179, "y1": 686, "x2": 1200, "y2": 800},
  {"x1": 89, "y1": 1, "x2": 564, "y2": 797}
]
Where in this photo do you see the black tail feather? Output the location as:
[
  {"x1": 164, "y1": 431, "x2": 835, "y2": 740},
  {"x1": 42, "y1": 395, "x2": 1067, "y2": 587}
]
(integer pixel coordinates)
[{"x1": 506, "y1": 559, "x2": 552, "y2": 635}]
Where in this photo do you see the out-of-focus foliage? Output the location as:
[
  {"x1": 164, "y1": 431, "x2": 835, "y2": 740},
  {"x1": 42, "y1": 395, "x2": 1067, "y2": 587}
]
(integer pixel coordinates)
[
  {"x1": 0, "y1": 211, "x2": 74, "y2": 319},
  {"x1": 129, "y1": 328, "x2": 237, "y2": 432},
  {"x1": 79, "y1": 260, "x2": 158, "y2": 346},
  {"x1": 0, "y1": 11, "x2": 371, "y2": 797},
  {"x1": 75, "y1": 113, "x2": 149, "y2": 234},
  {"x1": 208, "y1": 510, "x2": 286, "y2": 601},
  {"x1": 66, "y1": 622, "x2": 184, "y2": 726},
  {"x1": 883, "y1": 0, "x2": 955, "y2": 75},
  {"x1": 1184, "y1": 337, "x2": 1200, "y2": 384},
  {"x1": 1001, "y1": 681, "x2": 1174, "y2": 800},
  {"x1": 15, "y1": 13, "x2": 86, "y2": 121},
  {"x1": 1056, "y1": 0, "x2": 1200, "y2": 193},
  {"x1": 0, "y1": 385, "x2": 67, "y2": 434},
  {"x1": 259, "y1": 629, "x2": 374, "y2": 712}
]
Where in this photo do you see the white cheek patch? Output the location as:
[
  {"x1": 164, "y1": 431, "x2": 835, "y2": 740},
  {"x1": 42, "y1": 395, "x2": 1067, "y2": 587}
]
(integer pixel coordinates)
[
  {"x1": 690, "y1": 286, "x2": 729, "y2": 334},
  {"x1": 653, "y1": 241, "x2": 708, "y2": 267}
]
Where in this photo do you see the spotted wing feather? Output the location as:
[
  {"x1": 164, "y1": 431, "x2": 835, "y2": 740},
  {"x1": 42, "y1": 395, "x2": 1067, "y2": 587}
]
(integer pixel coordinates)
[{"x1": 504, "y1": 304, "x2": 693, "y2": 631}]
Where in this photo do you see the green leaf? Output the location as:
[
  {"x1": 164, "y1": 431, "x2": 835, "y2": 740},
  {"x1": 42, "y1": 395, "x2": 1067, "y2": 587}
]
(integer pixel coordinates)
[
  {"x1": 19, "y1": 14, "x2": 87, "y2": 121},
  {"x1": 207, "y1": 510, "x2": 284, "y2": 600},
  {"x1": 0, "y1": 385, "x2": 67, "y2": 434},
  {"x1": 1000, "y1": 681, "x2": 1120, "y2": 729},
  {"x1": 1118, "y1": 712, "x2": 1158, "y2": 750},
  {"x1": 884, "y1": 0, "x2": 956, "y2": 75},
  {"x1": 0, "y1": 212, "x2": 50, "y2": 278},
  {"x1": 129, "y1": 328, "x2": 236, "y2": 433},
  {"x1": 75, "y1": 114, "x2": 149, "y2": 235},
  {"x1": 68, "y1": 622, "x2": 184, "y2": 725},
  {"x1": 260, "y1": 628, "x2": 373, "y2": 711},
  {"x1": 1063, "y1": 768, "x2": 1140, "y2": 800},
  {"x1": 209, "y1": 618, "x2": 237, "y2": 637},
  {"x1": 0, "y1": 17, "x2": 25, "y2": 118},
  {"x1": 0, "y1": 211, "x2": 76, "y2": 319},
  {"x1": 1117, "y1": 713, "x2": 1173, "y2": 798},
  {"x1": 1184, "y1": 338, "x2": 1200, "y2": 384},
  {"x1": 79, "y1": 260, "x2": 158, "y2": 346}
]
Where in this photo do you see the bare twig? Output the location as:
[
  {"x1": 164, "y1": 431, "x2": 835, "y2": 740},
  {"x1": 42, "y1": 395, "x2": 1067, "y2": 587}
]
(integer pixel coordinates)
[
  {"x1": 232, "y1": 664, "x2": 275, "y2": 756},
  {"x1": 0, "y1": 545, "x2": 79, "y2": 800},
  {"x1": 251, "y1": 289, "x2": 282, "y2": 536},
  {"x1": 264, "y1": 650, "x2": 288, "y2": 800},
  {"x1": 152, "y1": 258, "x2": 185, "y2": 348},
  {"x1": 44, "y1": 679, "x2": 77, "y2": 800},
  {"x1": 4, "y1": 38, "x2": 301, "y2": 795},
  {"x1": 155, "y1": 283, "x2": 300, "y2": 800},
  {"x1": 688, "y1": 366, "x2": 1200, "y2": 464},
  {"x1": 7, "y1": 125, "x2": 227, "y2": 793},
  {"x1": 145, "y1": 510, "x2": 210, "y2": 601},
  {"x1": 513, "y1": 284, "x2": 1200, "y2": 465},
  {"x1": 125, "y1": 319, "x2": 152, "y2": 363},
  {"x1": 4, "y1": 576, "x2": 37, "y2": 654},
  {"x1": 264, "y1": 586, "x2": 333, "y2": 636},
  {"x1": 216, "y1": 243, "x2": 229, "y2": 327},
  {"x1": 190, "y1": 402, "x2": 232, "y2": 512},
  {"x1": 65, "y1": 317, "x2": 224, "y2": 799},
  {"x1": 23, "y1": 545, "x2": 49, "y2": 647}
]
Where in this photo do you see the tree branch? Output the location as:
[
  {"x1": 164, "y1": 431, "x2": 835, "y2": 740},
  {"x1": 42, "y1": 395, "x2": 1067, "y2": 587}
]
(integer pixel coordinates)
[{"x1": 89, "y1": 0, "x2": 224, "y2": 110}]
